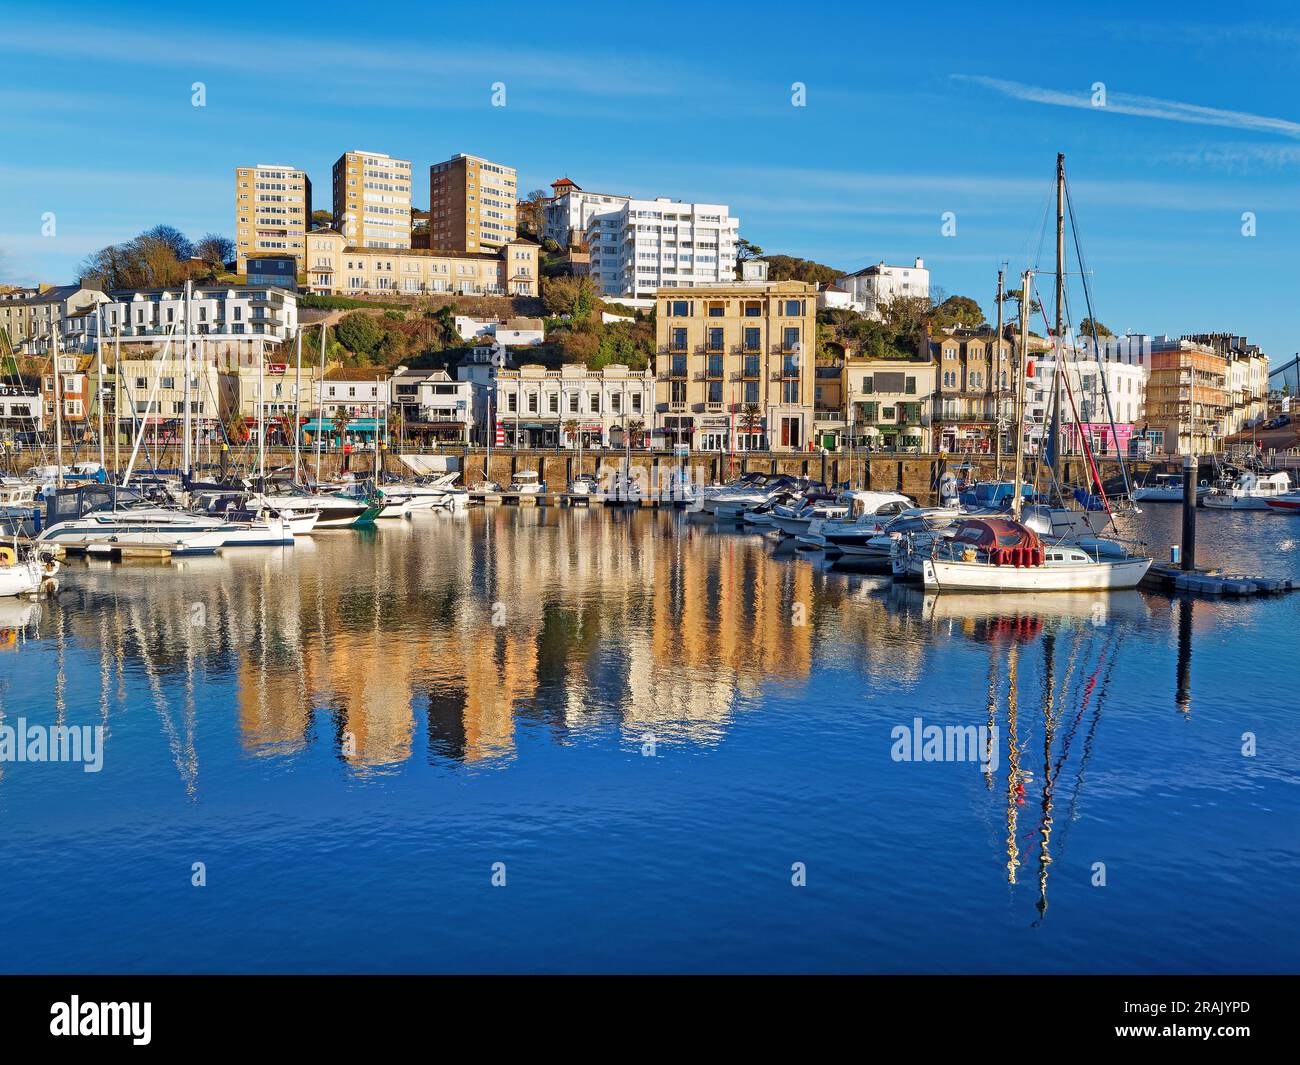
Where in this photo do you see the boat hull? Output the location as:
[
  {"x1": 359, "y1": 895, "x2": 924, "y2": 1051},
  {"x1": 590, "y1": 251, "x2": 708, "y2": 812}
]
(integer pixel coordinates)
[{"x1": 921, "y1": 556, "x2": 1152, "y2": 592}]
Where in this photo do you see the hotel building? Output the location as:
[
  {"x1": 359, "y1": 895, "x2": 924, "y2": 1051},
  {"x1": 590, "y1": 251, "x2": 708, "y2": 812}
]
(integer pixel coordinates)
[
  {"x1": 331, "y1": 150, "x2": 412, "y2": 249},
  {"x1": 303, "y1": 229, "x2": 538, "y2": 298},
  {"x1": 234, "y1": 164, "x2": 312, "y2": 274},
  {"x1": 428, "y1": 153, "x2": 517, "y2": 253},
  {"x1": 654, "y1": 281, "x2": 816, "y2": 452}
]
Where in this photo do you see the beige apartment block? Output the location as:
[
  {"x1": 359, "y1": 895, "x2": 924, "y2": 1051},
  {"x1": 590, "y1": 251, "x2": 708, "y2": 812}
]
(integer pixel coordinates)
[
  {"x1": 841, "y1": 354, "x2": 937, "y2": 451},
  {"x1": 332, "y1": 151, "x2": 412, "y2": 249},
  {"x1": 654, "y1": 281, "x2": 817, "y2": 452},
  {"x1": 428, "y1": 154, "x2": 517, "y2": 253},
  {"x1": 303, "y1": 229, "x2": 538, "y2": 298},
  {"x1": 234, "y1": 165, "x2": 312, "y2": 273}
]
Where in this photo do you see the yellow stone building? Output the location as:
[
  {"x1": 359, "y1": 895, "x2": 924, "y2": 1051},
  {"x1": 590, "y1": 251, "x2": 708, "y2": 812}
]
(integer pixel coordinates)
[
  {"x1": 303, "y1": 229, "x2": 539, "y2": 298},
  {"x1": 654, "y1": 281, "x2": 817, "y2": 452}
]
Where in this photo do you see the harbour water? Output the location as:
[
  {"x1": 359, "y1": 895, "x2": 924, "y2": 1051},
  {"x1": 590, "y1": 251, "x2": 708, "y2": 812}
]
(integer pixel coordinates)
[{"x1": 0, "y1": 504, "x2": 1297, "y2": 973}]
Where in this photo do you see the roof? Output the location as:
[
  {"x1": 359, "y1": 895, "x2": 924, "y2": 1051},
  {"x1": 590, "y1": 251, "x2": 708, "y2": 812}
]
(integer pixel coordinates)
[
  {"x1": 325, "y1": 366, "x2": 391, "y2": 381},
  {"x1": 0, "y1": 284, "x2": 92, "y2": 307}
]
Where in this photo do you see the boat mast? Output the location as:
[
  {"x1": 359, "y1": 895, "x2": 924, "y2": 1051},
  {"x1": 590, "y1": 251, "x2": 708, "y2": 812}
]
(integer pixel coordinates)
[
  {"x1": 113, "y1": 321, "x2": 121, "y2": 478},
  {"x1": 313, "y1": 324, "x2": 326, "y2": 485},
  {"x1": 293, "y1": 326, "x2": 303, "y2": 479},
  {"x1": 1049, "y1": 153, "x2": 1065, "y2": 499},
  {"x1": 51, "y1": 324, "x2": 64, "y2": 489},
  {"x1": 994, "y1": 267, "x2": 1005, "y2": 480},
  {"x1": 182, "y1": 280, "x2": 192, "y2": 483},
  {"x1": 95, "y1": 302, "x2": 106, "y2": 472},
  {"x1": 1012, "y1": 269, "x2": 1033, "y2": 523},
  {"x1": 257, "y1": 341, "x2": 266, "y2": 483}
]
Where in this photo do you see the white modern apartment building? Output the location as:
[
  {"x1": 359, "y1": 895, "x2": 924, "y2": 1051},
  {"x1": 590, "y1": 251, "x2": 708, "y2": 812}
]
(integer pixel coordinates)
[
  {"x1": 332, "y1": 150, "x2": 413, "y2": 249},
  {"x1": 234, "y1": 164, "x2": 312, "y2": 273},
  {"x1": 542, "y1": 178, "x2": 630, "y2": 247},
  {"x1": 493, "y1": 363, "x2": 656, "y2": 449},
  {"x1": 837, "y1": 259, "x2": 929, "y2": 318},
  {"x1": 98, "y1": 287, "x2": 298, "y2": 365},
  {"x1": 584, "y1": 198, "x2": 739, "y2": 301}
]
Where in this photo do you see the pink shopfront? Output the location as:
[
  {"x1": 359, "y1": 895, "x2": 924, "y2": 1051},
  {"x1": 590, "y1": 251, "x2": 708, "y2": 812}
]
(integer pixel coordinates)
[{"x1": 1063, "y1": 422, "x2": 1135, "y2": 456}]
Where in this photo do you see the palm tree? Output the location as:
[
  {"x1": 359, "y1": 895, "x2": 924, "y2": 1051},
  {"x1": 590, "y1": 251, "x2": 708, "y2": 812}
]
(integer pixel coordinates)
[
  {"x1": 627, "y1": 417, "x2": 645, "y2": 449},
  {"x1": 740, "y1": 403, "x2": 762, "y2": 446},
  {"x1": 332, "y1": 406, "x2": 351, "y2": 448},
  {"x1": 563, "y1": 418, "x2": 579, "y2": 449}
]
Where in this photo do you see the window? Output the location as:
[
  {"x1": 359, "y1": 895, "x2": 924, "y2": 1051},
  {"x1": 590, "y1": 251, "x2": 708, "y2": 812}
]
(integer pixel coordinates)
[
  {"x1": 569, "y1": 393, "x2": 579, "y2": 413},
  {"x1": 706, "y1": 301, "x2": 725, "y2": 317},
  {"x1": 905, "y1": 376, "x2": 916, "y2": 395},
  {"x1": 707, "y1": 327, "x2": 724, "y2": 351},
  {"x1": 743, "y1": 326, "x2": 760, "y2": 351},
  {"x1": 507, "y1": 393, "x2": 518, "y2": 412},
  {"x1": 782, "y1": 327, "x2": 801, "y2": 351},
  {"x1": 782, "y1": 300, "x2": 803, "y2": 316},
  {"x1": 671, "y1": 327, "x2": 687, "y2": 352},
  {"x1": 549, "y1": 393, "x2": 559, "y2": 414},
  {"x1": 590, "y1": 393, "x2": 600, "y2": 414}
]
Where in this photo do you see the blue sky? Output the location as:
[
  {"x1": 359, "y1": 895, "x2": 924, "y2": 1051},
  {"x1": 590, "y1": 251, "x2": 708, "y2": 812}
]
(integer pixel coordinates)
[{"x1": 3, "y1": 0, "x2": 1299, "y2": 359}]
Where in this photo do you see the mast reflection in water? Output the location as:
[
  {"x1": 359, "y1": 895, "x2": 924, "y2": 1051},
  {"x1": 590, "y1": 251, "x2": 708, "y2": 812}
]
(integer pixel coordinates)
[{"x1": 0, "y1": 504, "x2": 1296, "y2": 974}]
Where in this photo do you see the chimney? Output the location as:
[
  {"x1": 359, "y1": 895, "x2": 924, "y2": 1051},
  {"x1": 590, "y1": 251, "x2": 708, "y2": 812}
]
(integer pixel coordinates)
[{"x1": 915, "y1": 258, "x2": 924, "y2": 269}]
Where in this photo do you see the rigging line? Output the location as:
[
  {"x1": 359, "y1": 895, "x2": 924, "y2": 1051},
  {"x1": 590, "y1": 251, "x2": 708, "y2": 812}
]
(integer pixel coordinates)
[
  {"x1": 1029, "y1": 276, "x2": 1114, "y2": 521},
  {"x1": 1065, "y1": 174, "x2": 1133, "y2": 497},
  {"x1": 1058, "y1": 627, "x2": 1127, "y2": 849}
]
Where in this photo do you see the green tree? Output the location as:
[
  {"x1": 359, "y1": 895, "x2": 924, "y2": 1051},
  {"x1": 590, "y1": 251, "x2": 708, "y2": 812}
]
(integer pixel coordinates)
[
  {"x1": 1078, "y1": 317, "x2": 1114, "y2": 338},
  {"x1": 929, "y1": 295, "x2": 986, "y2": 331},
  {"x1": 336, "y1": 312, "x2": 383, "y2": 356}
]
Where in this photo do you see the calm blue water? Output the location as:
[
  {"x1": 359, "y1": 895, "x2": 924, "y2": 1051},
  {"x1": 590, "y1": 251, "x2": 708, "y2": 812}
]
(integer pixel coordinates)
[{"x1": 0, "y1": 503, "x2": 1297, "y2": 973}]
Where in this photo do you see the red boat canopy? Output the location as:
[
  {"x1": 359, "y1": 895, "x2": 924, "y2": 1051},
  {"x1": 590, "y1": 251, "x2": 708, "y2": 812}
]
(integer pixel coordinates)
[{"x1": 951, "y1": 518, "x2": 1044, "y2": 568}]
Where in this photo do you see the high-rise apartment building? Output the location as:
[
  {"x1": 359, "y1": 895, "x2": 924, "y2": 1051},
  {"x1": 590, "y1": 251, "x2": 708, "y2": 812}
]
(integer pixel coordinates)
[
  {"x1": 587, "y1": 199, "x2": 740, "y2": 301},
  {"x1": 331, "y1": 151, "x2": 412, "y2": 249},
  {"x1": 234, "y1": 164, "x2": 312, "y2": 273},
  {"x1": 428, "y1": 154, "x2": 517, "y2": 253}
]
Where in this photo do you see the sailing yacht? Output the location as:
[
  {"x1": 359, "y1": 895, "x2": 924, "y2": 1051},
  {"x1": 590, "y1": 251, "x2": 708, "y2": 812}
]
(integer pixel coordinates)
[{"x1": 917, "y1": 517, "x2": 1152, "y2": 591}]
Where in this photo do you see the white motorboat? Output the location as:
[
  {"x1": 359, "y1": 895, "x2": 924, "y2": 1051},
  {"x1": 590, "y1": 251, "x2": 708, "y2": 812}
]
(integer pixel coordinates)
[
  {"x1": 1202, "y1": 471, "x2": 1292, "y2": 510},
  {"x1": 707, "y1": 474, "x2": 803, "y2": 520},
  {"x1": 376, "y1": 472, "x2": 462, "y2": 511},
  {"x1": 1131, "y1": 472, "x2": 1211, "y2": 503},
  {"x1": 799, "y1": 491, "x2": 916, "y2": 551},
  {"x1": 506, "y1": 470, "x2": 545, "y2": 495},
  {"x1": 0, "y1": 545, "x2": 59, "y2": 597},
  {"x1": 918, "y1": 517, "x2": 1152, "y2": 592},
  {"x1": 1264, "y1": 490, "x2": 1300, "y2": 514},
  {"x1": 568, "y1": 474, "x2": 600, "y2": 496},
  {"x1": 767, "y1": 491, "x2": 855, "y2": 537},
  {"x1": 844, "y1": 507, "x2": 963, "y2": 560}
]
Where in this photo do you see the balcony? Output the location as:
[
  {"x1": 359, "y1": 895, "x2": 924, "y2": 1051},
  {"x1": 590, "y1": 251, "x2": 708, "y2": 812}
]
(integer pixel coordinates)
[{"x1": 705, "y1": 401, "x2": 724, "y2": 413}]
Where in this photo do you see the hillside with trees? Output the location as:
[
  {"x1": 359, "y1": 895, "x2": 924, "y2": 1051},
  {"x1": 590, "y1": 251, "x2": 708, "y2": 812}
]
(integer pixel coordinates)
[{"x1": 80, "y1": 225, "x2": 234, "y2": 289}]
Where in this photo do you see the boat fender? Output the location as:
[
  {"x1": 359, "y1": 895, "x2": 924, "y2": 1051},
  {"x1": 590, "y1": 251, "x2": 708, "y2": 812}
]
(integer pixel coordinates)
[
  {"x1": 1199, "y1": 479, "x2": 1208, "y2": 487},
  {"x1": 0, "y1": 546, "x2": 15, "y2": 566}
]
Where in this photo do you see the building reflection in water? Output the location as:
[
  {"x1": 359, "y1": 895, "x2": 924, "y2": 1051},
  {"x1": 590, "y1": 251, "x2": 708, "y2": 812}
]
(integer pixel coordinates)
[{"x1": 33, "y1": 509, "x2": 1183, "y2": 923}]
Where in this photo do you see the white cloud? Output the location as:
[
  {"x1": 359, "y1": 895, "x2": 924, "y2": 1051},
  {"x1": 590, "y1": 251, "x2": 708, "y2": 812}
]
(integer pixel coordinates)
[{"x1": 952, "y1": 74, "x2": 1300, "y2": 138}]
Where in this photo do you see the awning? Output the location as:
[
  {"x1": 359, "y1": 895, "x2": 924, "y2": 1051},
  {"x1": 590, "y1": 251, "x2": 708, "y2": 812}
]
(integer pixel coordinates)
[
  {"x1": 860, "y1": 426, "x2": 881, "y2": 436},
  {"x1": 301, "y1": 418, "x2": 383, "y2": 432}
]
